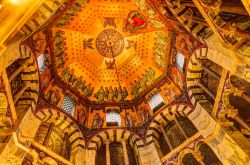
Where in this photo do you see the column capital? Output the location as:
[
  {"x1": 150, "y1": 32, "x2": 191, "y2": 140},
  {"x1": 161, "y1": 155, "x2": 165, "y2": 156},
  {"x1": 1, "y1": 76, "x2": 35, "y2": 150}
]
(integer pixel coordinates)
[
  {"x1": 193, "y1": 150, "x2": 204, "y2": 163},
  {"x1": 233, "y1": 88, "x2": 244, "y2": 97},
  {"x1": 227, "y1": 108, "x2": 238, "y2": 118},
  {"x1": 121, "y1": 139, "x2": 127, "y2": 143}
]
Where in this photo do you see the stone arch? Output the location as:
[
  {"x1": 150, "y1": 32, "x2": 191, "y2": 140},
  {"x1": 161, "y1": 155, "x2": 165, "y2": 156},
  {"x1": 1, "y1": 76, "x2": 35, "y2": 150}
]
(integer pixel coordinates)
[
  {"x1": 145, "y1": 104, "x2": 194, "y2": 158},
  {"x1": 186, "y1": 46, "x2": 233, "y2": 114},
  {"x1": 180, "y1": 151, "x2": 200, "y2": 165},
  {"x1": 194, "y1": 140, "x2": 222, "y2": 165},
  {"x1": 34, "y1": 108, "x2": 85, "y2": 160},
  {"x1": 146, "y1": 104, "x2": 193, "y2": 143},
  {"x1": 86, "y1": 128, "x2": 144, "y2": 150},
  {"x1": 87, "y1": 128, "x2": 143, "y2": 165},
  {"x1": 6, "y1": 44, "x2": 40, "y2": 120}
]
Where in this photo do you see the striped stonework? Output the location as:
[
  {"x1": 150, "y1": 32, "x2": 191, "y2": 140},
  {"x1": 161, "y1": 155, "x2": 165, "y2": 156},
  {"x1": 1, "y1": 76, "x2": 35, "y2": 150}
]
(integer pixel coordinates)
[
  {"x1": 13, "y1": 45, "x2": 40, "y2": 119},
  {"x1": 87, "y1": 129, "x2": 144, "y2": 151},
  {"x1": 34, "y1": 108, "x2": 85, "y2": 154},
  {"x1": 19, "y1": 0, "x2": 65, "y2": 37},
  {"x1": 145, "y1": 104, "x2": 193, "y2": 147},
  {"x1": 186, "y1": 47, "x2": 208, "y2": 107}
]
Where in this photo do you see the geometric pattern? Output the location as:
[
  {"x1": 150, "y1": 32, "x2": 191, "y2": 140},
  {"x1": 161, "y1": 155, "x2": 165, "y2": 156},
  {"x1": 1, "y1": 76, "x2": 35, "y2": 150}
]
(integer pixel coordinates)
[{"x1": 61, "y1": 94, "x2": 75, "y2": 116}]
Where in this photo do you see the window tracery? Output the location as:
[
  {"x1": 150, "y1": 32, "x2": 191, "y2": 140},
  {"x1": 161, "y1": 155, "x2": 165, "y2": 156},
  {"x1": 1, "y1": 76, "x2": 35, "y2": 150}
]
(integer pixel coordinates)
[
  {"x1": 106, "y1": 111, "x2": 121, "y2": 126},
  {"x1": 61, "y1": 95, "x2": 75, "y2": 116},
  {"x1": 37, "y1": 53, "x2": 48, "y2": 74},
  {"x1": 175, "y1": 52, "x2": 185, "y2": 72},
  {"x1": 149, "y1": 93, "x2": 165, "y2": 112}
]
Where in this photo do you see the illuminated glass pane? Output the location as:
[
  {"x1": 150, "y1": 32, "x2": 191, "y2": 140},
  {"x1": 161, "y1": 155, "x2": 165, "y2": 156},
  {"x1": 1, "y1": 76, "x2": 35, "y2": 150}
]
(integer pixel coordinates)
[
  {"x1": 37, "y1": 53, "x2": 48, "y2": 74},
  {"x1": 61, "y1": 95, "x2": 75, "y2": 116},
  {"x1": 106, "y1": 111, "x2": 121, "y2": 126},
  {"x1": 149, "y1": 93, "x2": 165, "y2": 112},
  {"x1": 176, "y1": 53, "x2": 185, "y2": 72}
]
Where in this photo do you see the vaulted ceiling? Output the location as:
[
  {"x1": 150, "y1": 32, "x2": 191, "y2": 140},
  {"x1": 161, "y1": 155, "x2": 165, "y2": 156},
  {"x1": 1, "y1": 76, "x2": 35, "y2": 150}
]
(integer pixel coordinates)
[{"x1": 33, "y1": 0, "x2": 199, "y2": 104}]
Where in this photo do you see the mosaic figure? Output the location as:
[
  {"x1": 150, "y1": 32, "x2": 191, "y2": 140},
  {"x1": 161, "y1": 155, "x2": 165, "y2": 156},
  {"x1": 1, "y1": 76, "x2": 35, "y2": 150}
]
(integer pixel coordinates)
[
  {"x1": 125, "y1": 112, "x2": 135, "y2": 128},
  {"x1": 92, "y1": 113, "x2": 103, "y2": 129}
]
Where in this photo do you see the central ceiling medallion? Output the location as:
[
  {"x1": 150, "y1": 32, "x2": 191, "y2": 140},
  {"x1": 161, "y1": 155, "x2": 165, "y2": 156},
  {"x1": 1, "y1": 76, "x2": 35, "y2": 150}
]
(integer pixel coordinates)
[{"x1": 96, "y1": 29, "x2": 125, "y2": 58}]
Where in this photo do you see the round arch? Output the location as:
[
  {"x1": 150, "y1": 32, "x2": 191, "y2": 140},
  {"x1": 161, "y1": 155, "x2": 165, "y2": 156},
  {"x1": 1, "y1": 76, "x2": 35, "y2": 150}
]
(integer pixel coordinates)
[
  {"x1": 86, "y1": 128, "x2": 144, "y2": 150},
  {"x1": 34, "y1": 108, "x2": 85, "y2": 154}
]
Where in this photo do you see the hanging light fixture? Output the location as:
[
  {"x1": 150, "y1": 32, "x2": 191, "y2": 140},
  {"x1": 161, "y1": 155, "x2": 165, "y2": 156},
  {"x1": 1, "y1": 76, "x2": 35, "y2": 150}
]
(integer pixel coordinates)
[{"x1": 109, "y1": 41, "x2": 124, "y2": 102}]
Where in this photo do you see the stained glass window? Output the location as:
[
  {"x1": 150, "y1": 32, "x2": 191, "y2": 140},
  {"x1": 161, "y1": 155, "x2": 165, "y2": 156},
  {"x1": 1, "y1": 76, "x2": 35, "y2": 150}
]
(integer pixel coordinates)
[
  {"x1": 37, "y1": 53, "x2": 48, "y2": 74},
  {"x1": 149, "y1": 93, "x2": 165, "y2": 112},
  {"x1": 61, "y1": 94, "x2": 75, "y2": 116},
  {"x1": 106, "y1": 111, "x2": 121, "y2": 126},
  {"x1": 175, "y1": 52, "x2": 185, "y2": 72}
]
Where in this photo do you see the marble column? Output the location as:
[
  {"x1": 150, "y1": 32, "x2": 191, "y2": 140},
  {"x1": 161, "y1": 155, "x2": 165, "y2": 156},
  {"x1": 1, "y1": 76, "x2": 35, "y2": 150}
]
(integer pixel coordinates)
[
  {"x1": 106, "y1": 140, "x2": 110, "y2": 165},
  {"x1": 174, "y1": 116, "x2": 188, "y2": 139},
  {"x1": 43, "y1": 123, "x2": 54, "y2": 146},
  {"x1": 241, "y1": 93, "x2": 250, "y2": 104},
  {"x1": 196, "y1": 80, "x2": 216, "y2": 100},
  {"x1": 235, "y1": 115, "x2": 250, "y2": 132},
  {"x1": 201, "y1": 64, "x2": 220, "y2": 80},
  {"x1": 193, "y1": 150, "x2": 205, "y2": 165},
  {"x1": 121, "y1": 140, "x2": 129, "y2": 165},
  {"x1": 227, "y1": 109, "x2": 250, "y2": 132},
  {"x1": 159, "y1": 124, "x2": 173, "y2": 151}
]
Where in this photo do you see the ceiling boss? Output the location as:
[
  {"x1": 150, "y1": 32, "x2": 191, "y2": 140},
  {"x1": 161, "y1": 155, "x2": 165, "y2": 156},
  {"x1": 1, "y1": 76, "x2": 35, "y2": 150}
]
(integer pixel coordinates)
[{"x1": 96, "y1": 29, "x2": 125, "y2": 58}]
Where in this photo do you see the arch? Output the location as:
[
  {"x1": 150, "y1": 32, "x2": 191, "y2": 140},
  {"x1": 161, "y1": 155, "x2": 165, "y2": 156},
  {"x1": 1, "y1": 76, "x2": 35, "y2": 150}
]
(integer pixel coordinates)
[
  {"x1": 34, "y1": 108, "x2": 85, "y2": 155},
  {"x1": 181, "y1": 153, "x2": 200, "y2": 165},
  {"x1": 88, "y1": 129, "x2": 143, "y2": 165},
  {"x1": 86, "y1": 128, "x2": 144, "y2": 150},
  {"x1": 7, "y1": 44, "x2": 40, "y2": 119},
  {"x1": 145, "y1": 103, "x2": 194, "y2": 158},
  {"x1": 178, "y1": 148, "x2": 198, "y2": 164},
  {"x1": 186, "y1": 46, "x2": 231, "y2": 115},
  {"x1": 146, "y1": 104, "x2": 193, "y2": 144},
  {"x1": 19, "y1": 44, "x2": 40, "y2": 111},
  {"x1": 195, "y1": 141, "x2": 222, "y2": 165}
]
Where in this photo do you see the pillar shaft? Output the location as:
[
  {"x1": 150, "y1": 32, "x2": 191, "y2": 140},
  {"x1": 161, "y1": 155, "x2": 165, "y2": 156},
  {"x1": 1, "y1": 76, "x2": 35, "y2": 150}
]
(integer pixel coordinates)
[
  {"x1": 174, "y1": 116, "x2": 188, "y2": 139},
  {"x1": 106, "y1": 141, "x2": 110, "y2": 165},
  {"x1": 234, "y1": 115, "x2": 250, "y2": 132},
  {"x1": 121, "y1": 140, "x2": 129, "y2": 165},
  {"x1": 43, "y1": 123, "x2": 54, "y2": 146},
  {"x1": 193, "y1": 151, "x2": 205, "y2": 165},
  {"x1": 159, "y1": 124, "x2": 173, "y2": 151},
  {"x1": 201, "y1": 65, "x2": 220, "y2": 80},
  {"x1": 197, "y1": 82, "x2": 216, "y2": 100},
  {"x1": 241, "y1": 93, "x2": 250, "y2": 105}
]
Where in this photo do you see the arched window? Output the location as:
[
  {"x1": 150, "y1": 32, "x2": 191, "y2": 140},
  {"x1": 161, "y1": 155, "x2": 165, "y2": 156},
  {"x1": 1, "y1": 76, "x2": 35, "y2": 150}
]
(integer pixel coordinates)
[
  {"x1": 106, "y1": 110, "x2": 121, "y2": 126},
  {"x1": 37, "y1": 53, "x2": 48, "y2": 74},
  {"x1": 61, "y1": 94, "x2": 75, "y2": 116},
  {"x1": 174, "y1": 52, "x2": 185, "y2": 72},
  {"x1": 149, "y1": 93, "x2": 165, "y2": 112}
]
